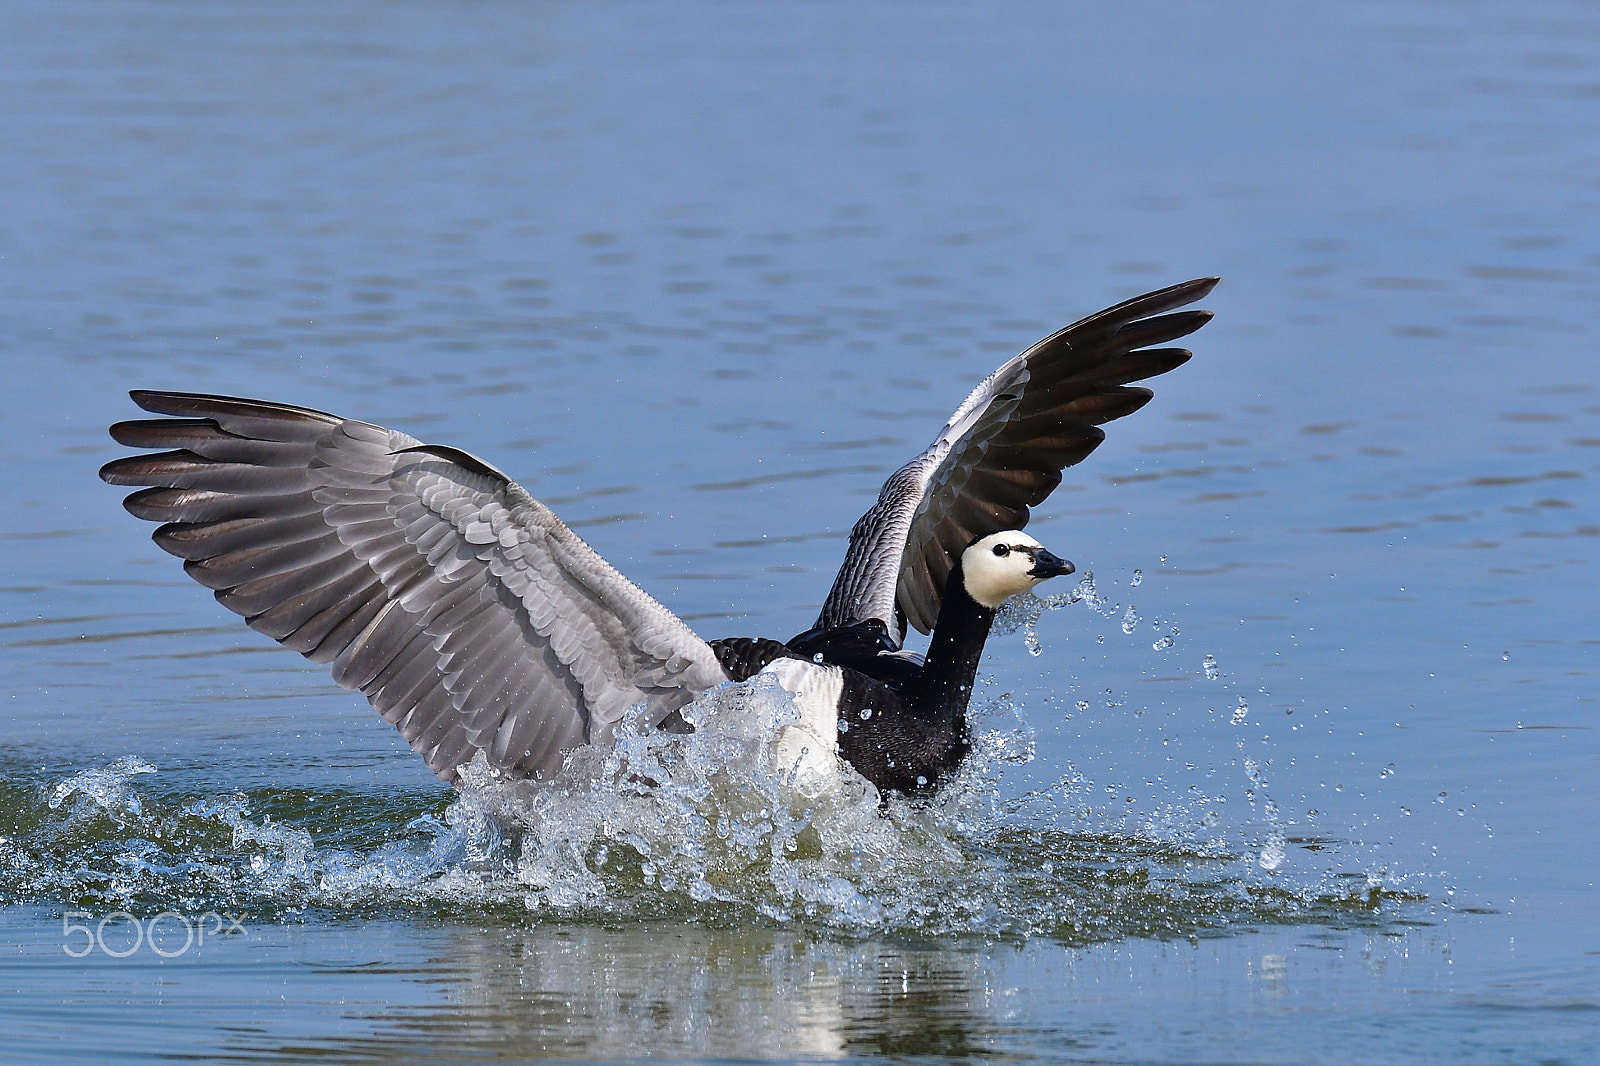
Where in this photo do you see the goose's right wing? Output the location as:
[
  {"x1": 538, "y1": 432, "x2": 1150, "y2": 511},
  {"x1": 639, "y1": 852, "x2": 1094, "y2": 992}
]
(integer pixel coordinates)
[
  {"x1": 100, "y1": 391, "x2": 729, "y2": 783},
  {"x1": 818, "y1": 278, "x2": 1218, "y2": 642}
]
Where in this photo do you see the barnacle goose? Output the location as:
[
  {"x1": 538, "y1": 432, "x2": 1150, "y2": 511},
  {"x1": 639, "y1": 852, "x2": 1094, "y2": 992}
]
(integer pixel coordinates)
[{"x1": 100, "y1": 277, "x2": 1217, "y2": 795}]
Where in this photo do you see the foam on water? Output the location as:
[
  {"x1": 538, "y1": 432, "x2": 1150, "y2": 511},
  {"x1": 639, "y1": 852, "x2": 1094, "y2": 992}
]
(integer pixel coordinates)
[{"x1": 0, "y1": 672, "x2": 1422, "y2": 941}]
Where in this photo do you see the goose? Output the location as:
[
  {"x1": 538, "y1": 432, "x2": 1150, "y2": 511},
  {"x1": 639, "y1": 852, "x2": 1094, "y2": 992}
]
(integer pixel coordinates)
[{"x1": 100, "y1": 276, "x2": 1216, "y2": 796}]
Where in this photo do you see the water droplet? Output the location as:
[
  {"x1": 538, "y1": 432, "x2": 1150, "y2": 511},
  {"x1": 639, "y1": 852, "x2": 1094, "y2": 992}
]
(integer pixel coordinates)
[
  {"x1": 1258, "y1": 834, "x2": 1286, "y2": 872},
  {"x1": 1130, "y1": 569, "x2": 1143, "y2": 588},
  {"x1": 813, "y1": 652, "x2": 824, "y2": 663},
  {"x1": 1501, "y1": 651, "x2": 1509, "y2": 661},
  {"x1": 837, "y1": 719, "x2": 849, "y2": 733},
  {"x1": 1152, "y1": 634, "x2": 1175, "y2": 650},
  {"x1": 1120, "y1": 605, "x2": 1139, "y2": 635},
  {"x1": 860, "y1": 707, "x2": 873, "y2": 720},
  {"x1": 1203, "y1": 653, "x2": 1220, "y2": 680},
  {"x1": 1230, "y1": 696, "x2": 1249, "y2": 725},
  {"x1": 916, "y1": 775, "x2": 928, "y2": 787},
  {"x1": 1075, "y1": 700, "x2": 1089, "y2": 713},
  {"x1": 1379, "y1": 763, "x2": 1396, "y2": 780}
]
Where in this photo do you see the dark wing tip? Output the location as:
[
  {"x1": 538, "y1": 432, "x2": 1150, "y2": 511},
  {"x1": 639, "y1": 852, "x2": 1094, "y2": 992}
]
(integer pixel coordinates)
[
  {"x1": 99, "y1": 451, "x2": 190, "y2": 486},
  {"x1": 128, "y1": 389, "x2": 342, "y2": 424},
  {"x1": 1154, "y1": 277, "x2": 1220, "y2": 305},
  {"x1": 108, "y1": 417, "x2": 217, "y2": 449},
  {"x1": 97, "y1": 457, "x2": 126, "y2": 485},
  {"x1": 1104, "y1": 276, "x2": 1219, "y2": 323}
]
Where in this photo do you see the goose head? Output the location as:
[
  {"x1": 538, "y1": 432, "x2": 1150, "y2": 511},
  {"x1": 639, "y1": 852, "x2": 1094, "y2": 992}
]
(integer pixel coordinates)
[{"x1": 959, "y1": 530, "x2": 1075, "y2": 609}]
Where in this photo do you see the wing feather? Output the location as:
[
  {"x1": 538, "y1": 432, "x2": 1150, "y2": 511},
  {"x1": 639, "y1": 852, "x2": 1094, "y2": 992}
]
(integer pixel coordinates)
[
  {"x1": 102, "y1": 390, "x2": 729, "y2": 783},
  {"x1": 817, "y1": 278, "x2": 1217, "y2": 641}
]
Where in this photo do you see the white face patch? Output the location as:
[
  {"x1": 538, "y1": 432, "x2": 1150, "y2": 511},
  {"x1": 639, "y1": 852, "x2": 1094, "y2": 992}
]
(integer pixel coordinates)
[{"x1": 961, "y1": 530, "x2": 1053, "y2": 608}]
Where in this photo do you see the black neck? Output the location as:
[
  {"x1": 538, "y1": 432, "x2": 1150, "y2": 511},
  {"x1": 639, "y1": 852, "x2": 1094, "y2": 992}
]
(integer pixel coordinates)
[{"x1": 910, "y1": 560, "x2": 996, "y2": 727}]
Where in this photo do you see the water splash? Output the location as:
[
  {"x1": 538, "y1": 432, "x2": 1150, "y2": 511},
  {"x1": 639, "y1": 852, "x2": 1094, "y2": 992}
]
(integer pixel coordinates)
[
  {"x1": 1242, "y1": 756, "x2": 1288, "y2": 873},
  {"x1": 47, "y1": 755, "x2": 156, "y2": 820},
  {"x1": 994, "y1": 572, "x2": 1135, "y2": 656},
  {"x1": 0, "y1": 680, "x2": 1422, "y2": 939}
]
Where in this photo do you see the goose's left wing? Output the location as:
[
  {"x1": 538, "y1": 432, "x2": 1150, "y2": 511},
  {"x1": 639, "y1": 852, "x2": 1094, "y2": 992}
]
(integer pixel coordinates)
[
  {"x1": 817, "y1": 277, "x2": 1217, "y2": 642},
  {"x1": 100, "y1": 391, "x2": 729, "y2": 783}
]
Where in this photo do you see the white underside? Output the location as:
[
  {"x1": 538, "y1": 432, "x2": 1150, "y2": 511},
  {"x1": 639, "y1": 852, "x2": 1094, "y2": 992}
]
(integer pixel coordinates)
[{"x1": 758, "y1": 658, "x2": 843, "y2": 797}]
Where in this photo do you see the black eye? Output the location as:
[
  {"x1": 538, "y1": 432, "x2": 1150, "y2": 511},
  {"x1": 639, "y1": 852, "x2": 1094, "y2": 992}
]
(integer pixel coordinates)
[{"x1": 992, "y1": 544, "x2": 1009, "y2": 557}]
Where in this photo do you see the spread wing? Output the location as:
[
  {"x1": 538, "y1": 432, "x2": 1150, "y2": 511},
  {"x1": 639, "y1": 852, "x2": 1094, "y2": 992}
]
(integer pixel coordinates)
[
  {"x1": 100, "y1": 391, "x2": 729, "y2": 783},
  {"x1": 817, "y1": 277, "x2": 1218, "y2": 643}
]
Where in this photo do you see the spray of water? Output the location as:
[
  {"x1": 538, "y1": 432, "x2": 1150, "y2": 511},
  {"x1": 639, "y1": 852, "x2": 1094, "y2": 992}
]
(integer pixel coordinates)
[{"x1": 0, "y1": 668, "x2": 1418, "y2": 941}]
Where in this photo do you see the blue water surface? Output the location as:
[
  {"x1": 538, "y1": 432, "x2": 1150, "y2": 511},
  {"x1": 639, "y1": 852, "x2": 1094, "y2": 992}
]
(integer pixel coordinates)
[{"x1": 1, "y1": 1, "x2": 1597, "y2": 1062}]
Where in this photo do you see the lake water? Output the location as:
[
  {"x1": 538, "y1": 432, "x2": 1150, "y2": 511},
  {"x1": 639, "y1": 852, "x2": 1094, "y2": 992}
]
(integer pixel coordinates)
[{"x1": 2, "y1": 1, "x2": 1597, "y2": 1062}]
